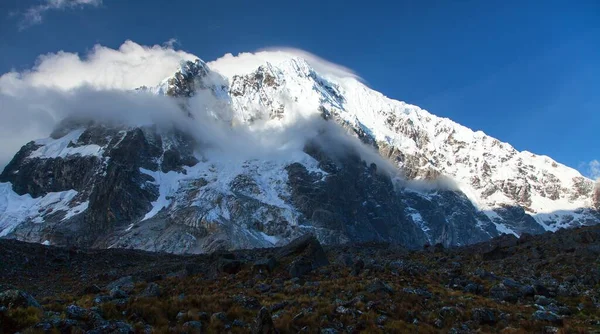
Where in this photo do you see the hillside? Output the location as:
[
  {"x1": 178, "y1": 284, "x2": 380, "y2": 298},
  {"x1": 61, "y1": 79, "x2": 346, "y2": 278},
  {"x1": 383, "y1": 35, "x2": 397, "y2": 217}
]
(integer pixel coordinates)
[{"x1": 1, "y1": 226, "x2": 600, "y2": 333}]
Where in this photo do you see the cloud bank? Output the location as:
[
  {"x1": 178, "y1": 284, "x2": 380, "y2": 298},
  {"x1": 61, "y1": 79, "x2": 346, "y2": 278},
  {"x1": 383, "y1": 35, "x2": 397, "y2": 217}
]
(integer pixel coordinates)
[
  {"x1": 0, "y1": 41, "x2": 367, "y2": 169},
  {"x1": 0, "y1": 40, "x2": 196, "y2": 168},
  {"x1": 0, "y1": 40, "x2": 448, "y2": 193},
  {"x1": 587, "y1": 160, "x2": 600, "y2": 180},
  {"x1": 0, "y1": 40, "x2": 196, "y2": 92},
  {"x1": 19, "y1": 0, "x2": 103, "y2": 29},
  {"x1": 208, "y1": 48, "x2": 362, "y2": 82}
]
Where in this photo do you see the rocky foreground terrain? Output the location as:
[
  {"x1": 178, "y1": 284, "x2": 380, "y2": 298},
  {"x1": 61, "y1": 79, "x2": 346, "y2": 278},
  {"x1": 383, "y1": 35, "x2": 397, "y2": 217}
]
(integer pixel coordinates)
[{"x1": 2, "y1": 225, "x2": 600, "y2": 333}]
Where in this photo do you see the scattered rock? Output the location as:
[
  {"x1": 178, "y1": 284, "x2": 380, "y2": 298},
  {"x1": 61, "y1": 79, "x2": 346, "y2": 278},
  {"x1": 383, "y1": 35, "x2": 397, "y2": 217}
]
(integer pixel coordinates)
[
  {"x1": 502, "y1": 278, "x2": 522, "y2": 289},
  {"x1": 336, "y1": 253, "x2": 354, "y2": 267},
  {"x1": 140, "y1": 282, "x2": 161, "y2": 297},
  {"x1": 489, "y1": 284, "x2": 517, "y2": 302},
  {"x1": 520, "y1": 285, "x2": 536, "y2": 297},
  {"x1": 270, "y1": 301, "x2": 289, "y2": 312},
  {"x1": 0, "y1": 286, "x2": 41, "y2": 309},
  {"x1": 534, "y1": 284, "x2": 551, "y2": 297},
  {"x1": 256, "y1": 283, "x2": 272, "y2": 293},
  {"x1": 106, "y1": 276, "x2": 134, "y2": 292},
  {"x1": 335, "y1": 305, "x2": 352, "y2": 315},
  {"x1": 167, "y1": 269, "x2": 187, "y2": 279},
  {"x1": 352, "y1": 259, "x2": 365, "y2": 276},
  {"x1": 109, "y1": 288, "x2": 128, "y2": 299},
  {"x1": 402, "y1": 287, "x2": 432, "y2": 298},
  {"x1": 321, "y1": 328, "x2": 339, "y2": 334},
  {"x1": 66, "y1": 304, "x2": 89, "y2": 320},
  {"x1": 217, "y1": 258, "x2": 243, "y2": 275},
  {"x1": 532, "y1": 310, "x2": 562, "y2": 324},
  {"x1": 182, "y1": 320, "x2": 203, "y2": 331},
  {"x1": 534, "y1": 295, "x2": 556, "y2": 306},
  {"x1": 211, "y1": 312, "x2": 228, "y2": 323},
  {"x1": 233, "y1": 295, "x2": 261, "y2": 310},
  {"x1": 543, "y1": 326, "x2": 560, "y2": 334},
  {"x1": 464, "y1": 282, "x2": 484, "y2": 295},
  {"x1": 289, "y1": 258, "x2": 315, "y2": 278},
  {"x1": 83, "y1": 285, "x2": 102, "y2": 294},
  {"x1": 94, "y1": 295, "x2": 113, "y2": 304},
  {"x1": 1, "y1": 219, "x2": 600, "y2": 333},
  {"x1": 198, "y1": 312, "x2": 210, "y2": 321},
  {"x1": 89, "y1": 321, "x2": 134, "y2": 334},
  {"x1": 474, "y1": 268, "x2": 499, "y2": 280},
  {"x1": 439, "y1": 306, "x2": 460, "y2": 319},
  {"x1": 232, "y1": 319, "x2": 247, "y2": 327},
  {"x1": 253, "y1": 257, "x2": 278, "y2": 273},
  {"x1": 176, "y1": 311, "x2": 187, "y2": 322},
  {"x1": 376, "y1": 315, "x2": 388, "y2": 325},
  {"x1": 472, "y1": 308, "x2": 497, "y2": 325},
  {"x1": 279, "y1": 234, "x2": 329, "y2": 277},
  {"x1": 252, "y1": 307, "x2": 276, "y2": 334},
  {"x1": 366, "y1": 279, "x2": 394, "y2": 295},
  {"x1": 482, "y1": 246, "x2": 509, "y2": 261}
]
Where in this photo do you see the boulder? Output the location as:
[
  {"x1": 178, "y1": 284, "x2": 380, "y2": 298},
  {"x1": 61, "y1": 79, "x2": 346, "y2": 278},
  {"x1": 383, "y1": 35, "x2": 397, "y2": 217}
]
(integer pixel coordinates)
[
  {"x1": 182, "y1": 321, "x2": 203, "y2": 332},
  {"x1": 336, "y1": 253, "x2": 354, "y2": 267},
  {"x1": 106, "y1": 276, "x2": 135, "y2": 292},
  {"x1": 83, "y1": 285, "x2": 102, "y2": 294},
  {"x1": 366, "y1": 279, "x2": 394, "y2": 295},
  {"x1": 217, "y1": 258, "x2": 243, "y2": 275},
  {"x1": 0, "y1": 286, "x2": 41, "y2": 309},
  {"x1": 532, "y1": 311, "x2": 562, "y2": 325},
  {"x1": 280, "y1": 234, "x2": 329, "y2": 278},
  {"x1": 66, "y1": 304, "x2": 89, "y2": 320},
  {"x1": 211, "y1": 312, "x2": 228, "y2": 323},
  {"x1": 290, "y1": 258, "x2": 314, "y2": 278},
  {"x1": 277, "y1": 234, "x2": 328, "y2": 266},
  {"x1": 253, "y1": 257, "x2": 277, "y2": 273},
  {"x1": 252, "y1": 307, "x2": 277, "y2": 334},
  {"x1": 88, "y1": 321, "x2": 134, "y2": 334},
  {"x1": 472, "y1": 308, "x2": 497, "y2": 325},
  {"x1": 533, "y1": 283, "x2": 551, "y2": 297},
  {"x1": 233, "y1": 295, "x2": 261, "y2": 310},
  {"x1": 110, "y1": 288, "x2": 128, "y2": 299},
  {"x1": 351, "y1": 259, "x2": 365, "y2": 276},
  {"x1": 489, "y1": 284, "x2": 517, "y2": 302},
  {"x1": 464, "y1": 282, "x2": 484, "y2": 295},
  {"x1": 140, "y1": 283, "x2": 161, "y2": 298},
  {"x1": 520, "y1": 285, "x2": 536, "y2": 297},
  {"x1": 502, "y1": 278, "x2": 522, "y2": 289},
  {"x1": 534, "y1": 295, "x2": 556, "y2": 306}
]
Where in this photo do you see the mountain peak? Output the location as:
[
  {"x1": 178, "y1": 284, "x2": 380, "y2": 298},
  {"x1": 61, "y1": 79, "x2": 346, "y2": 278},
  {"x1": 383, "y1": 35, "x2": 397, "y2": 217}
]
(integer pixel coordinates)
[{"x1": 0, "y1": 50, "x2": 598, "y2": 253}]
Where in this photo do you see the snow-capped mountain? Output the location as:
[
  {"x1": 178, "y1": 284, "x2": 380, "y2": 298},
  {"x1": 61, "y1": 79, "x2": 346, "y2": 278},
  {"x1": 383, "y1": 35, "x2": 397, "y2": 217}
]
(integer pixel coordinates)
[{"x1": 1, "y1": 54, "x2": 598, "y2": 253}]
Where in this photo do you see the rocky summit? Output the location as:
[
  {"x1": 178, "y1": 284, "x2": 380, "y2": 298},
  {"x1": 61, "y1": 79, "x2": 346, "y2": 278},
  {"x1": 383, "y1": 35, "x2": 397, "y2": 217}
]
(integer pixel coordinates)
[
  {"x1": 0, "y1": 53, "x2": 599, "y2": 253},
  {"x1": 1, "y1": 225, "x2": 600, "y2": 333}
]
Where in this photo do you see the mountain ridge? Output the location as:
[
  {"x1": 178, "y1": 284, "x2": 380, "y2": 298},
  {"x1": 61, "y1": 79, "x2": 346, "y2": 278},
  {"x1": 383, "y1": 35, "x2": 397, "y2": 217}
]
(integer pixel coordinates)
[{"x1": 0, "y1": 53, "x2": 598, "y2": 253}]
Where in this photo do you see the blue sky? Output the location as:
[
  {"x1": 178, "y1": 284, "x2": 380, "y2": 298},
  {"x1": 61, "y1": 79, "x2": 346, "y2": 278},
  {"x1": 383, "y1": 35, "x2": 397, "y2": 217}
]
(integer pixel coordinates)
[{"x1": 1, "y1": 0, "x2": 599, "y2": 176}]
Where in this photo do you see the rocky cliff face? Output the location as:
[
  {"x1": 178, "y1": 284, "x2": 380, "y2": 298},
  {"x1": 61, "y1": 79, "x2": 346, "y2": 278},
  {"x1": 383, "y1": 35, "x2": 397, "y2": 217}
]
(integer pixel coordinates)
[{"x1": 0, "y1": 56, "x2": 598, "y2": 253}]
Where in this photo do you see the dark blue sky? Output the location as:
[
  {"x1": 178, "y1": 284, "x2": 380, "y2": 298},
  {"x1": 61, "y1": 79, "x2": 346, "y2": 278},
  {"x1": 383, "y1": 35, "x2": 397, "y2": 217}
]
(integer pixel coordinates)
[{"x1": 1, "y1": 0, "x2": 599, "y2": 174}]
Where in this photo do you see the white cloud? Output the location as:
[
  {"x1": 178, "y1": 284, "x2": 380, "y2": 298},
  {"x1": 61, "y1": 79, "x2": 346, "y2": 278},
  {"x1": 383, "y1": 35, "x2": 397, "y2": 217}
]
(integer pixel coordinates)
[
  {"x1": 208, "y1": 48, "x2": 361, "y2": 82},
  {"x1": 19, "y1": 0, "x2": 103, "y2": 29},
  {"x1": 0, "y1": 40, "x2": 197, "y2": 93},
  {"x1": 0, "y1": 40, "x2": 393, "y2": 178},
  {"x1": 0, "y1": 40, "x2": 446, "y2": 194},
  {"x1": 0, "y1": 40, "x2": 196, "y2": 168},
  {"x1": 587, "y1": 160, "x2": 600, "y2": 180},
  {"x1": 262, "y1": 47, "x2": 362, "y2": 81}
]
